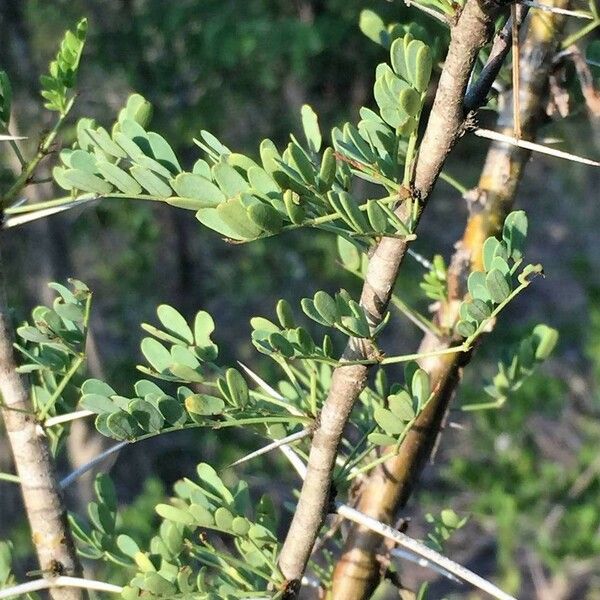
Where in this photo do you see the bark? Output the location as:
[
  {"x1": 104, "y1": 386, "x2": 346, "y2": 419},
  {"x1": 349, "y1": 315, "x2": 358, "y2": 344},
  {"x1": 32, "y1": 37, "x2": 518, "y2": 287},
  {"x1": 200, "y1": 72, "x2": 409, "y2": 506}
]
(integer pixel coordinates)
[
  {"x1": 277, "y1": 0, "x2": 509, "y2": 588},
  {"x1": 330, "y1": 4, "x2": 568, "y2": 598},
  {"x1": 0, "y1": 309, "x2": 82, "y2": 599}
]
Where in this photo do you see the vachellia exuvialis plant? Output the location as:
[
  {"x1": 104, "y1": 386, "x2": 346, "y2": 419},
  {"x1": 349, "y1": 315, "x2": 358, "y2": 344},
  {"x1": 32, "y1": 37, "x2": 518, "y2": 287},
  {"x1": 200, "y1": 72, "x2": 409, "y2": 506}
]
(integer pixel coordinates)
[{"x1": 2, "y1": 0, "x2": 599, "y2": 598}]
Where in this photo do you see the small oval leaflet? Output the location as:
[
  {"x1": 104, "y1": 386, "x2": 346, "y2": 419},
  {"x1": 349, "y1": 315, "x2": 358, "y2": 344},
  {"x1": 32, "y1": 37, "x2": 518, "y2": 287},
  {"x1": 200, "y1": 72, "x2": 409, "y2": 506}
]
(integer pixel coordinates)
[{"x1": 486, "y1": 269, "x2": 511, "y2": 303}]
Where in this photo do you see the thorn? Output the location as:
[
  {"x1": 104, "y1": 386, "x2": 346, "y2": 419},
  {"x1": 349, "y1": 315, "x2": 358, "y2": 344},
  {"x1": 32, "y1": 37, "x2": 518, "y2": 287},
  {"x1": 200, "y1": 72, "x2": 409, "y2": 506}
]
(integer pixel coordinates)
[
  {"x1": 474, "y1": 128, "x2": 600, "y2": 166},
  {"x1": 237, "y1": 361, "x2": 305, "y2": 417},
  {"x1": 226, "y1": 428, "x2": 312, "y2": 469}
]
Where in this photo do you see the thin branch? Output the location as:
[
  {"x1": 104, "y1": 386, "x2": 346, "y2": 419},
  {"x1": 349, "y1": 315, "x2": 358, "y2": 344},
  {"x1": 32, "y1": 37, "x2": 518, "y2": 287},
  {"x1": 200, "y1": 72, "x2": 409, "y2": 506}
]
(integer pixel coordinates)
[
  {"x1": 0, "y1": 576, "x2": 122, "y2": 598},
  {"x1": 464, "y1": 8, "x2": 529, "y2": 112},
  {"x1": 474, "y1": 127, "x2": 600, "y2": 165},
  {"x1": 335, "y1": 503, "x2": 517, "y2": 600},
  {"x1": 0, "y1": 309, "x2": 83, "y2": 599},
  {"x1": 0, "y1": 472, "x2": 19, "y2": 483},
  {"x1": 277, "y1": 1, "x2": 509, "y2": 588},
  {"x1": 1, "y1": 97, "x2": 75, "y2": 209},
  {"x1": 331, "y1": 4, "x2": 570, "y2": 597}
]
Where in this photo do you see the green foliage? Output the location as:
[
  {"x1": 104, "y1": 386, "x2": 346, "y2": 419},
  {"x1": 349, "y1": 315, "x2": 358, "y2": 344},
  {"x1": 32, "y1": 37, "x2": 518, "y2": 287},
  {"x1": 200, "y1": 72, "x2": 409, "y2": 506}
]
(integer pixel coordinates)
[
  {"x1": 69, "y1": 474, "x2": 135, "y2": 565},
  {"x1": 455, "y1": 211, "x2": 540, "y2": 339},
  {"x1": 0, "y1": 71, "x2": 11, "y2": 129},
  {"x1": 51, "y1": 33, "x2": 436, "y2": 247},
  {"x1": 301, "y1": 288, "x2": 384, "y2": 339},
  {"x1": 0, "y1": 541, "x2": 15, "y2": 589},
  {"x1": 369, "y1": 362, "x2": 431, "y2": 445},
  {"x1": 138, "y1": 305, "x2": 218, "y2": 382},
  {"x1": 120, "y1": 463, "x2": 284, "y2": 599},
  {"x1": 40, "y1": 18, "x2": 87, "y2": 113},
  {"x1": 75, "y1": 301, "x2": 312, "y2": 441},
  {"x1": 420, "y1": 254, "x2": 447, "y2": 302},
  {"x1": 15, "y1": 280, "x2": 90, "y2": 367},
  {"x1": 14, "y1": 280, "x2": 91, "y2": 451},
  {"x1": 464, "y1": 324, "x2": 558, "y2": 410},
  {"x1": 2, "y1": 9, "x2": 575, "y2": 600},
  {"x1": 425, "y1": 509, "x2": 468, "y2": 552}
]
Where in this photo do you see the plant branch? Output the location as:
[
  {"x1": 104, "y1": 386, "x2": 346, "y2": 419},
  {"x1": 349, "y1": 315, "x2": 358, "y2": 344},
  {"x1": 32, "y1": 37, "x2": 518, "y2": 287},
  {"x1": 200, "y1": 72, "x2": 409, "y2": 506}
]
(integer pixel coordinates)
[
  {"x1": 276, "y1": 0, "x2": 509, "y2": 589},
  {"x1": 331, "y1": 4, "x2": 569, "y2": 597},
  {"x1": 464, "y1": 7, "x2": 529, "y2": 112},
  {"x1": 0, "y1": 311, "x2": 83, "y2": 599},
  {"x1": 0, "y1": 97, "x2": 75, "y2": 210}
]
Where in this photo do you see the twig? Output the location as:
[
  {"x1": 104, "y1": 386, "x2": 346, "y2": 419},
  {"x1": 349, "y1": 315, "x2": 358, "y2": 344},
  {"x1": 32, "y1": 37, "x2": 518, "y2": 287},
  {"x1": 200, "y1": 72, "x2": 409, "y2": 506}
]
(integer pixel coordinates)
[
  {"x1": 277, "y1": 0, "x2": 510, "y2": 589},
  {"x1": 0, "y1": 576, "x2": 122, "y2": 598},
  {"x1": 474, "y1": 128, "x2": 600, "y2": 165},
  {"x1": 0, "y1": 472, "x2": 19, "y2": 483},
  {"x1": 0, "y1": 310, "x2": 83, "y2": 598},
  {"x1": 1, "y1": 97, "x2": 75, "y2": 209},
  {"x1": 464, "y1": 8, "x2": 529, "y2": 112}
]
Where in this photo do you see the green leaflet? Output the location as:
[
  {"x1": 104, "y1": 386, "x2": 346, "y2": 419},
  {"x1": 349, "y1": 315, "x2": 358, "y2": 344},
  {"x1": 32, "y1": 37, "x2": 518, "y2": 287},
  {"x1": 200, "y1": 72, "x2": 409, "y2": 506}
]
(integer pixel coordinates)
[
  {"x1": 86, "y1": 127, "x2": 127, "y2": 158},
  {"x1": 300, "y1": 104, "x2": 322, "y2": 153},
  {"x1": 185, "y1": 394, "x2": 225, "y2": 416},
  {"x1": 96, "y1": 161, "x2": 143, "y2": 195},
  {"x1": 130, "y1": 166, "x2": 172, "y2": 198},
  {"x1": 171, "y1": 173, "x2": 225, "y2": 208},
  {"x1": 247, "y1": 202, "x2": 284, "y2": 233},
  {"x1": 156, "y1": 305, "x2": 194, "y2": 344},
  {"x1": 486, "y1": 269, "x2": 511, "y2": 303},
  {"x1": 148, "y1": 131, "x2": 181, "y2": 173},
  {"x1": 359, "y1": 9, "x2": 387, "y2": 46},
  {"x1": 216, "y1": 197, "x2": 263, "y2": 241},
  {"x1": 63, "y1": 168, "x2": 113, "y2": 194},
  {"x1": 213, "y1": 161, "x2": 249, "y2": 196}
]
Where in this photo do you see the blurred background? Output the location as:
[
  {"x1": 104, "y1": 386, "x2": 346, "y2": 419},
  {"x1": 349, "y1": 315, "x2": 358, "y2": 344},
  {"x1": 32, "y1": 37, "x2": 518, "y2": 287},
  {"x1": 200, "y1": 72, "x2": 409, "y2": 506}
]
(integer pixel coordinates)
[{"x1": 1, "y1": 0, "x2": 600, "y2": 598}]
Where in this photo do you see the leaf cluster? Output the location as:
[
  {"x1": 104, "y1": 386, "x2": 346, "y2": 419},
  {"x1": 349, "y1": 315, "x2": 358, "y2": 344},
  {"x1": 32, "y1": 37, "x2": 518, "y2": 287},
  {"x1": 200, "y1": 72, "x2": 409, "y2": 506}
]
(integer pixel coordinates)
[
  {"x1": 469, "y1": 324, "x2": 559, "y2": 410},
  {"x1": 455, "y1": 211, "x2": 533, "y2": 338},
  {"x1": 420, "y1": 254, "x2": 447, "y2": 302},
  {"x1": 121, "y1": 463, "x2": 282, "y2": 599},
  {"x1": 15, "y1": 280, "x2": 90, "y2": 371},
  {"x1": 40, "y1": 18, "x2": 87, "y2": 113},
  {"x1": 424, "y1": 509, "x2": 468, "y2": 552},
  {"x1": 370, "y1": 362, "x2": 432, "y2": 445}
]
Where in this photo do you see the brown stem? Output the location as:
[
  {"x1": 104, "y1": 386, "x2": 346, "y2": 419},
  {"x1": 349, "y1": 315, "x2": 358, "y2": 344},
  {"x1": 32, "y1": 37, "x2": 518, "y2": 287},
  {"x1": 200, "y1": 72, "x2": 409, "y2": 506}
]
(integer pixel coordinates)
[
  {"x1": 330, "y1": 4, "x2": 569, "y2": 598},
  {"x1": 0, "y1": 308, "x2": 82, "y2": 599},
  {"x1": 277, "y1": 0, "x2": 508, "y2": 588}
]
